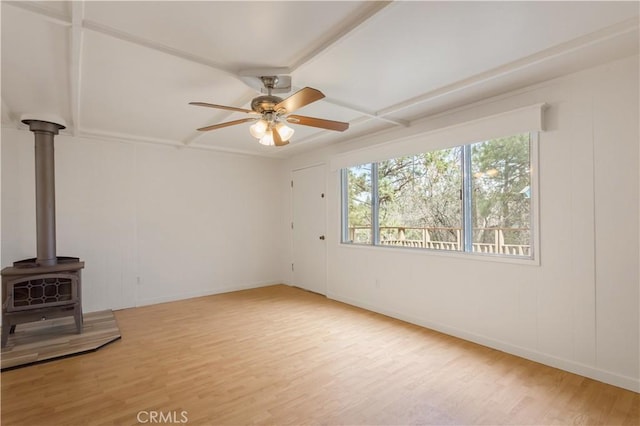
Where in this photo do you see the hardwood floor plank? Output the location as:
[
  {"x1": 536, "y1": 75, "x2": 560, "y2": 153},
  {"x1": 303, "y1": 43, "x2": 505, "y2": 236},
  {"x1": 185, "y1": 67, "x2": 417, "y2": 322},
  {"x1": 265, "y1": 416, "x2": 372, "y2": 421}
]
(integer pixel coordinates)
[{"x1": 1, "y1": 285, "x2": 638, "y2": 425}]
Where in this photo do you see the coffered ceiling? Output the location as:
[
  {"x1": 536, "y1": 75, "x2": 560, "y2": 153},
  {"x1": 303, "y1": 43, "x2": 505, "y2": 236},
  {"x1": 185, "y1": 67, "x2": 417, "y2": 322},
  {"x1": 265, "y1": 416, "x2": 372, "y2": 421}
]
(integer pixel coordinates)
[{"x1": 1, "y1": 1, "x2": 638, "y2": 157}]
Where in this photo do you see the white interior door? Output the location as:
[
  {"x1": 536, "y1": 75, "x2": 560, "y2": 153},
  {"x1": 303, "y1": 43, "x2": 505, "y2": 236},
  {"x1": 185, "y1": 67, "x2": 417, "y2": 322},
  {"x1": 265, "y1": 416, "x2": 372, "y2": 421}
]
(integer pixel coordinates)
[{"x1": 292, "y1": 165, "x2": 327, "y2": 295}]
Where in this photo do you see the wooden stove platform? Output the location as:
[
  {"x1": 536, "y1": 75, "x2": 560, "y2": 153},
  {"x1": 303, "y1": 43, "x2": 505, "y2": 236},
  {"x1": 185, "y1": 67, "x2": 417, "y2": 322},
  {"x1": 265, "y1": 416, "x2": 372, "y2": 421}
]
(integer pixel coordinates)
[{"x1": 0, "y1": 310, "x2": 120, "y2": 370}]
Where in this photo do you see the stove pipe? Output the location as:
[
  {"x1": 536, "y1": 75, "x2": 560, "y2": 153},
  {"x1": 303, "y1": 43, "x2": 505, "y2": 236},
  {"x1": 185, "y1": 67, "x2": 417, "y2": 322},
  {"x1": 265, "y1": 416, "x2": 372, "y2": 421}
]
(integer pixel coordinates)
[{"x1": 22, "y1": 118, "x2": 66, "y2": 267}]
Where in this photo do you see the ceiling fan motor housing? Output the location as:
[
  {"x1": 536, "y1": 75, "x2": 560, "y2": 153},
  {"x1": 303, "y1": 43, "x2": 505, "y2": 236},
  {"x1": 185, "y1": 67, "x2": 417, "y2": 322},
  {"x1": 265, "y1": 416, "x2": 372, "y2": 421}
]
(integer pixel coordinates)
[{"x1": 251, "y1": 95, "x2": 284, "y2": 114}]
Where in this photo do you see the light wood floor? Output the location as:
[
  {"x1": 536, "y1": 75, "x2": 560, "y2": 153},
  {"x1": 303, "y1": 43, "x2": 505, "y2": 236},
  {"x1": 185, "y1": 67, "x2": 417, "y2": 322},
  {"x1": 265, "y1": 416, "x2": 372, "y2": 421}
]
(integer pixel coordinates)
[{"x1": 1, "y1": 285, "x2": 638, "y2": 425}]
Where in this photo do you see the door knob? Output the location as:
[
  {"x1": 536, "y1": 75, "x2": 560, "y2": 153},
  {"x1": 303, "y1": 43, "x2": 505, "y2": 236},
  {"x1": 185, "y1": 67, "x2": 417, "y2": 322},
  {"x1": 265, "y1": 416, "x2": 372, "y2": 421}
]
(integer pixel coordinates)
[{"x1": 319, "y1": 235, "x2": 325, "y2": 240}]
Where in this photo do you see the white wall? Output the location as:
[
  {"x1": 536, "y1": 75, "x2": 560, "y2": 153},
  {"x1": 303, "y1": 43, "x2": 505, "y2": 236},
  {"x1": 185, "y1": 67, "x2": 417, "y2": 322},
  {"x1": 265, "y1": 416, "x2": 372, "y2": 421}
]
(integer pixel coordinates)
[
  {"x1": 1, "y1": 131, "x2": 285, "y2": 312},
  {"x1": 283, "y1": 55, "x2": 639, "y2": 392}
]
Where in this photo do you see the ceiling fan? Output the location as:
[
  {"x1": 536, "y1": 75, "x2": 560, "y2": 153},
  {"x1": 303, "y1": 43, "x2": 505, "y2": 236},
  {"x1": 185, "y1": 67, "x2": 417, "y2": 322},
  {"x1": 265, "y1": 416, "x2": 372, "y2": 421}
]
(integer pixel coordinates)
[{"x1": 190, "y1": 76, "x2": 349, "y2": 146}]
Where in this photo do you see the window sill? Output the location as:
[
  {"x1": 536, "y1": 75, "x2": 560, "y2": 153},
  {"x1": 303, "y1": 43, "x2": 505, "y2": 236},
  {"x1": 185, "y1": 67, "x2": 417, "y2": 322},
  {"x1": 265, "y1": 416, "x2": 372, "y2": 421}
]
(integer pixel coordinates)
[{"x1": 338, "y1": 242, "x2": 540, "y2": 266}]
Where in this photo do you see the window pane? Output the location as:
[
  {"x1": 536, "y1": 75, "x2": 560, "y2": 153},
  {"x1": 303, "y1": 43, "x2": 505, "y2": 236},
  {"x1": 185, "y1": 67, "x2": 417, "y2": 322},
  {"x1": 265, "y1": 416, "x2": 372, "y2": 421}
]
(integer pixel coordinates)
[
  {"x1": 471, "y1": 133, "x2": 531, "y2": 257},
  {"x1": 345, "y1": 164, "x2": 373, "y2": 244},
  {"x1": 378, "y1": 147, "x2": 463, "y2": 251}
]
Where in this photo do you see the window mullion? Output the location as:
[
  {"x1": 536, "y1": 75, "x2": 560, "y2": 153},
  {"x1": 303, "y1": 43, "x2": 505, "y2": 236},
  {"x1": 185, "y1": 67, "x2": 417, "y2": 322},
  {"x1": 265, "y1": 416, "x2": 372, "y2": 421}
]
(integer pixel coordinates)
[
  {"x1": 462, "y1": 145, "x2": 473, "y2": 252},
  {"x1": 371, "y1": 162, "x2": 380, "y2": 245},
  {"x1": 340, "y1": 169, "x2": 349, "y2": 243}
]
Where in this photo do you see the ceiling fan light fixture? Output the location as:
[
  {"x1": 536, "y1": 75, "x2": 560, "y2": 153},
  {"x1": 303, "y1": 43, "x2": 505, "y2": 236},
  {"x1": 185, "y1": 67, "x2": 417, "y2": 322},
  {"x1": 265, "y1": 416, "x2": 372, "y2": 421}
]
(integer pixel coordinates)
[
  {"x1": 275, "y1": 122, "x2": 294, "y2": 142},
  {"x1": 249, "y1": 119, "x2": 268, "y2": 139},
  {"x1": 258, "y1": 129, "x2": 275, "y2": 146}
]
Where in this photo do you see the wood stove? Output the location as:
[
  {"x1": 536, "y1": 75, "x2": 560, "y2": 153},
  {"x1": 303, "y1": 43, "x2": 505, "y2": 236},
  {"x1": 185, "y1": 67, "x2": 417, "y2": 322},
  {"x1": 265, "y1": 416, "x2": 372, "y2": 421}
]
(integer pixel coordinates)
[{"x1": 1, "y1": 118, "x2": 85, "y2": 348}]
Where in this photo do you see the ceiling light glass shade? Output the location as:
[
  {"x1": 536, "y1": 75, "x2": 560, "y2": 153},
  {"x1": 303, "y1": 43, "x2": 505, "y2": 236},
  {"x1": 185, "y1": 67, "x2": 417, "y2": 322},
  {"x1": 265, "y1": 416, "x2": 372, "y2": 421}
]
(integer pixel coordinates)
[
  {"x1": 258, "y1": 130, "x2": 275, "y2": 146},
  {"x1": 275, "y1": 122, "x2": 295, "y2": 141},
  {"x1": 250, "y1": 119, "x2": 268, "y2": 139}
]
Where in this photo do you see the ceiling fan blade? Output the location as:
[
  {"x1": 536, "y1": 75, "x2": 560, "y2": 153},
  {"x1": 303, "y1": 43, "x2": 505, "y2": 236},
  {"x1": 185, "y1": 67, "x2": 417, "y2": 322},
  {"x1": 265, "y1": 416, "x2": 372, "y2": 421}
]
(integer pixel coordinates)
[
  {"x1": 197, "y1": 118, "x2": 256, "y2": 132},
  {"x1": 189, "y1": 102, "x2": 257, "y2": 115},
  {"x1": 287, "y1": 114, "x2": 349, "y2": 132},
  {"x1": 274, "y1": 87, "x2": 325, "y2": 114},
  {"x1": 272, "y1": 127, "x2": 289, "y2": 147}
]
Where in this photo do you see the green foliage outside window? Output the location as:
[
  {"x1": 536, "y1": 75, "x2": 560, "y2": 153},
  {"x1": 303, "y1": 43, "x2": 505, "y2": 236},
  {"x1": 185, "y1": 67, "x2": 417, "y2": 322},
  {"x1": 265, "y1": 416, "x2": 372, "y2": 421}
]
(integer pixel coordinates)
[
  {"x1": 472, "y1": 134, "x2": 531, "y2": 249},
  {"x1": 346, "y1": 164, "x2": 372, "y2": 244},
  {"x1": 343, "y1": 133, "x2": 533, "y2": 258}
]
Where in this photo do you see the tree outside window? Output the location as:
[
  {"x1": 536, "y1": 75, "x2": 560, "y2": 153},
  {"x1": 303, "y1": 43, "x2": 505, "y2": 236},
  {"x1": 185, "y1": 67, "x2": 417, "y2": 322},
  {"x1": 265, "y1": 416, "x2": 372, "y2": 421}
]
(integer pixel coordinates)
[{"x1": 342, "y1": 133, "x2": 533, "y2": 258}]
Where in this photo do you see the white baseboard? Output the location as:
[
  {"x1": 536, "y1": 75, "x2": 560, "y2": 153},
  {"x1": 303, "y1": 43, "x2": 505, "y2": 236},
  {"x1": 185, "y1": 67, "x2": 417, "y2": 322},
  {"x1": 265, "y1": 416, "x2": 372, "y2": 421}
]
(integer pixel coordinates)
[
  {"x1": 135, "y1": 280, "x2": 279, "y2": 307},
  {"x1": 328, "y1": 292, "x2": 640, "y2": 394}
]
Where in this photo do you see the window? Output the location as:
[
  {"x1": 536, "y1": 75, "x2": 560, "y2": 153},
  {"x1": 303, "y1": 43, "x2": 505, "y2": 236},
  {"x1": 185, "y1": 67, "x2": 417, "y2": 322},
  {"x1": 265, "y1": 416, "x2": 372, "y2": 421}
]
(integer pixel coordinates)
[
  {"x1": 343, "y1": 163, "x2": 373, "y2": 244},
  {"x1": 377, "y1": 148, "x2": 463, "y2": 250},
  {"x1": 342, "y1": 132, "x2": 535, "y2": 259}
]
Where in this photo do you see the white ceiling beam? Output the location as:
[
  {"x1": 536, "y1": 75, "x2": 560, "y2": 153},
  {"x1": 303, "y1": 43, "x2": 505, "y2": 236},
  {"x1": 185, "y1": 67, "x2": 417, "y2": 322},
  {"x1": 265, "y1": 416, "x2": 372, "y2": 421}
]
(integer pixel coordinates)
[
  {"x1": 68, "y1": 1, "x2": 85, "y2": 136},
  {"x1": 322, "y1": 96, "x2": 408, "y2": 127},
  {"x1": 71, "y1": 126, "x2": 280, "y2": 159},
  {"x1": 3, "y1": 1, "x2": 71, "y2": 26},
  {"x1": 288, "y1": 1, "x2": 394, "y2": 73},
  {"x1": 77, "y1": 127, "x2": 181, "y2": 148},
  {"x1": 377, "y1": 17, "x2": 640, "y2": 118},
  {"x1": 82, "y1": 20, "x2": 238, "y2": 78}
]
